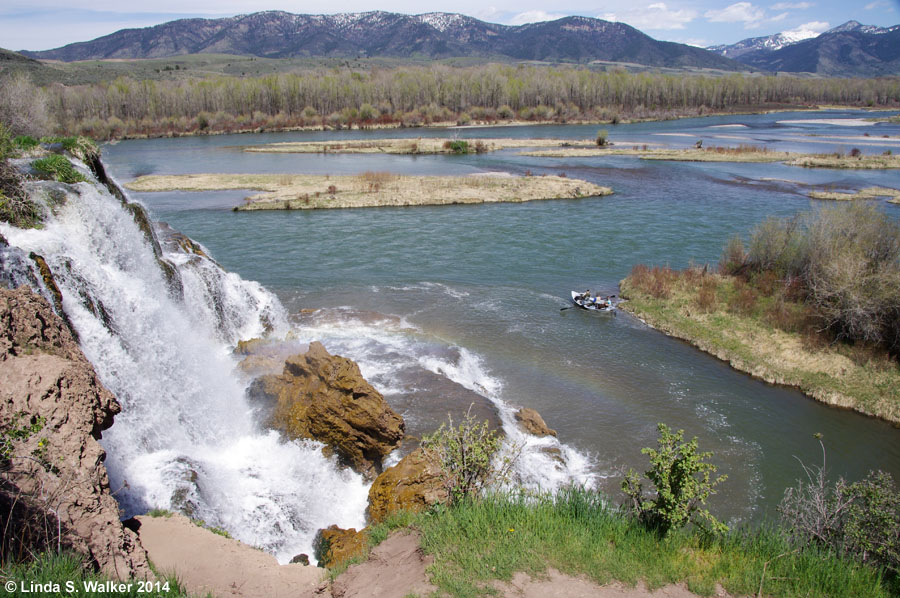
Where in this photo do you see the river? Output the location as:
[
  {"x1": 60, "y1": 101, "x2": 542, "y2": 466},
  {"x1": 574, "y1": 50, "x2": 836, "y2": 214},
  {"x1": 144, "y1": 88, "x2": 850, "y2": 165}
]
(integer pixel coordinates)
[{"x1": 97, "y1": 109, "x2": 900, "y2": 542}]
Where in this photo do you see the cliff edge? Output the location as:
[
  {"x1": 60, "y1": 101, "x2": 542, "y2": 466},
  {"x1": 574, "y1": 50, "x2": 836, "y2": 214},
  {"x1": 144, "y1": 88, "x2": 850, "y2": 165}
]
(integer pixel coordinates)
[{"x1": 0, "y1": 286, "x2": 150, "y2": 579}]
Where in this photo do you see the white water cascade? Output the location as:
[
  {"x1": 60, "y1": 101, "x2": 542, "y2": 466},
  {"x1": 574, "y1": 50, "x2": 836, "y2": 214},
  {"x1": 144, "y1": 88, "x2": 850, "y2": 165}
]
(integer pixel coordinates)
[{"x1": 0, "y1": 169, "x2": 369, "y2": 562}]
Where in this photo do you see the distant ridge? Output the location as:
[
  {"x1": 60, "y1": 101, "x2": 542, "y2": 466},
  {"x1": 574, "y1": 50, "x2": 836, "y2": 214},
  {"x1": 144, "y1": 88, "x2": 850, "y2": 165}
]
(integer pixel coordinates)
[
  {"x1": 709, "y1": 20, "x2": 900, "y2": 76},
  {"x1": 21, "y1": 10, "x2": 741, "y2": 70}
]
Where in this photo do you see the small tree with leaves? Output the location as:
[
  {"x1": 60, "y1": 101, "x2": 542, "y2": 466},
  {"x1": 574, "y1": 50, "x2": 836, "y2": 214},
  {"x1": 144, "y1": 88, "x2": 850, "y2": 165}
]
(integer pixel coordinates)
[
  {"x1": 622, "y1": 423, "x2": 727, "y2": 537},
  {"x1": 422, "y1": 409, "x2": 516, "y2": 504}
]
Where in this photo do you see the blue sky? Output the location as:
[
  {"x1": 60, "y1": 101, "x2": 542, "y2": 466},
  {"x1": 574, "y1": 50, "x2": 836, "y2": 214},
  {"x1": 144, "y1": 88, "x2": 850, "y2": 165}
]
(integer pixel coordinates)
[{"x1": 3, "y1": 0, "x2": 899, "y2": 51}]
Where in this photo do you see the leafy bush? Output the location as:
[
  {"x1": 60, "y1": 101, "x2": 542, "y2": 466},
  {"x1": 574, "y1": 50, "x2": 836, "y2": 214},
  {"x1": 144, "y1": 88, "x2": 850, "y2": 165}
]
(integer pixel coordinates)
[
  {"x1": 843, "y1": 471, "x2": 900, "y2": 574},
  {"x1": 621, "y1": 423, "x2": 728, "y2": 537},
  {"x1": 32, "y1": 155, "x2": 87, "y2": 184},
  {"x1": 447, "y1": 140, "x2": 470, "y2": 154},
  {"x1": 780, "y1": 438, "x2": 900, "y2": 575},
  {"x1": 421, "y1": 410, "x2": 506, "y2": 504}
]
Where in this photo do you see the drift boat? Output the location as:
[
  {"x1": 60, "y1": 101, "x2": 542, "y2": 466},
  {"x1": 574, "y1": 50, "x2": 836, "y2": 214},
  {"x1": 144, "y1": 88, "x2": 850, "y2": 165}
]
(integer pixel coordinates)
[{"x1": 571, "y1": 291, "x2": 616, "y2": 312}]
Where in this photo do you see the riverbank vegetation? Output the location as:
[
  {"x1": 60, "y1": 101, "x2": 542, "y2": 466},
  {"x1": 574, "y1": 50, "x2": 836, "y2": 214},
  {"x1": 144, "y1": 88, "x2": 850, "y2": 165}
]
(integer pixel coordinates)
[
  {"x1": 124, "y1": 172, "x2": 613, "y2": 210},
  {"x1": 620, "y1": 204, "x2": 900, "y2": 423},
  {"x1": 350, "y1": 419, "x2": 899, "y2": 597},
  {"x1": 12, "y1": 65, "x2": 897, "y2": 140}
]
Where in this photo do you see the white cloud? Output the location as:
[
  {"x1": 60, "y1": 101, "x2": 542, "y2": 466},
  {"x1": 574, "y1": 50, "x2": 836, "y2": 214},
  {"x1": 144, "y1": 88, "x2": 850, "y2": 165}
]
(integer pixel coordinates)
[
  {"x1": 865, "y1": 0, "x2": 888, "y2": 8},
  {"x1": 601, "y1": 2, "x2": 697, "y2": 30},
  {"x1": 782, "y1": 20, "x2": 830, "y2": 38},
  {"x1": 770, "y1": 12, "x2": 788, "y2": 22},
  {"x1": 705, "y1": 2, "x2": 767, "y2": 28},
  {"x1": 771, "y1": 2, "x2": 813, "y2": 9},
  {"x1": 508, "y1": 10, "x2": 566, "y2": 24}
]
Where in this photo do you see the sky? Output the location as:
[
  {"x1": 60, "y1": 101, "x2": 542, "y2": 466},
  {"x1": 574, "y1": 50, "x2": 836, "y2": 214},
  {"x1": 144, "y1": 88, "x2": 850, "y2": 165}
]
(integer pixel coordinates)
[{"x1": 3, "y1": 0, "x2": 900, "y2": 52}]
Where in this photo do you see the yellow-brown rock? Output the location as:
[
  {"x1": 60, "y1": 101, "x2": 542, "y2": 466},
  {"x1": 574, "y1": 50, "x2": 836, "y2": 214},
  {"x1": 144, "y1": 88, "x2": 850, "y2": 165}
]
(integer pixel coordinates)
[
  {"x1": 367, "y1": 448, "x2": 448, "y2": 524},
  {"x1": 313, "y1": 525, "x2": 368, "y2": 568},
  {"x1": 514, "y1": 407, "x2": 557, "y2": 437},
  {"x1": 254, "y1": 341, "x2": 404, "y2": 480}
]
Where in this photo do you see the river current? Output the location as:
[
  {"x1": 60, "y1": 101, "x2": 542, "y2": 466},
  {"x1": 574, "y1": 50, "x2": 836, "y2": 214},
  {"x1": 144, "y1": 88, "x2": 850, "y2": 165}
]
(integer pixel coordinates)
[{"x1": 71, "y1": 109, "x2": 900, "y2": 552}]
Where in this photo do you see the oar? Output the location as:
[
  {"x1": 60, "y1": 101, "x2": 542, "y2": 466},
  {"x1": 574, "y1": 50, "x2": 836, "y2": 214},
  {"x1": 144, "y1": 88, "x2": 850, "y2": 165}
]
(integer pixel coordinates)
[{"x1": 560, "y1": 305, "x2": 574, "y2": 311}]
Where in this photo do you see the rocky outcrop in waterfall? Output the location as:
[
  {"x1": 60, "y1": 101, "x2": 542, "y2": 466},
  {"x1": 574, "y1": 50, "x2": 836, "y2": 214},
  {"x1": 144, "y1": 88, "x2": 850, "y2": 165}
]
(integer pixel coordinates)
[
  {"x1": 514, "y1": 407, "x2": 557, "y2": 437},
  {"x1": 366, "y1": 448, "x2": 447, "y2": 524},
  {"x1": 251, "y1": 341, "x2": 405, "y2": 480},
  {"x1": 0, "y1": 287, "x2": 151, "y2": 578}
]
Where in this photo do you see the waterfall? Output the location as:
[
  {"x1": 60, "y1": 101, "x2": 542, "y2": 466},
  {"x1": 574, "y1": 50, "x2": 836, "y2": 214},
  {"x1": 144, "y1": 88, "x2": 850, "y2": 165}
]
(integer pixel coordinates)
[{"x1": 0, "y1": 167, "x2": 368, "y2": 563}]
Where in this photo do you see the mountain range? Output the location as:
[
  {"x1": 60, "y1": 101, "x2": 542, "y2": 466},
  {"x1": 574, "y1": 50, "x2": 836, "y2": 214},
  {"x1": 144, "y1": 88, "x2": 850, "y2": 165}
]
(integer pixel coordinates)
[
  {"x1": 708, "y1": 20, "x2": 900, "y2": 76},
  {"x1": 21, "y1": 11, "x2": 740, "y2": 70}
]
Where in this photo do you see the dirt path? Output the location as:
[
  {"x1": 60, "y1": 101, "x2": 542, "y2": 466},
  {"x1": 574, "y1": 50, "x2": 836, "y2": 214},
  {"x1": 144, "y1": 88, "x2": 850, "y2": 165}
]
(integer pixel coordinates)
[
  {"x1": 136, "y1": 515, "x2": 728, "y2": 598},
  {"x1": 135, "y1": 515, "x2": 323, "y2": 598}
]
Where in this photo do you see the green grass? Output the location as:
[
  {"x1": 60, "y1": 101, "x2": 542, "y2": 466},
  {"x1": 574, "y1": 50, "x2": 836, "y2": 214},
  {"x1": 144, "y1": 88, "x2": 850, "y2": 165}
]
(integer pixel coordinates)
[
  {"x1": 618, "y1": 271, "x2": 900, "y2": 424},
  {"x1": 0, "y1": 551, "x2": 190, "y2": 597},
  {"x1": 380, "y1": 489, "x2": 896, "y2": 598},
  {"x1": 31, "y1": 155, "x2": 87, "y2": 184}
]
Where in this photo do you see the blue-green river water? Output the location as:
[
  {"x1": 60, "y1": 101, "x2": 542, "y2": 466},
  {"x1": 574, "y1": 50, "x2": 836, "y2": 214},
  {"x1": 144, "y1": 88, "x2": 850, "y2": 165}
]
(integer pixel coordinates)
[{"x1": 104, "y1": 110, "x2": 900, "y2": 526}]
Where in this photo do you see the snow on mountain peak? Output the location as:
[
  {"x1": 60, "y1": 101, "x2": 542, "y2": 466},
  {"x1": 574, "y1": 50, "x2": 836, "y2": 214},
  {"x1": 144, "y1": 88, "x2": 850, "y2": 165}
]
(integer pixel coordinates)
[{"x1": 417, "y1": 12, "x2": 467, "y2": 32}]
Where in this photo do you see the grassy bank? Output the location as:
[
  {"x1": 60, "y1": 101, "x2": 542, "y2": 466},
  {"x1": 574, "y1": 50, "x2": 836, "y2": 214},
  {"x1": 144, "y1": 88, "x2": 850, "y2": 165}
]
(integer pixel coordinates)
[
  {"x1": 808, "y1": 186, "x2": 900, "y2": 201},
  {"x1": 618, "y1": 268, "x2": 900, "y2": 424},
  {"x1": 124, "y1": 173, "x2": 612, "y2": 210},
  {"x1": 243, "y1": 137, "x2": 593, "y2": 155},
  {"x1": 362, "y1": 489, "x2": 896, "y2": 597},
  {"x1": 0, "y1": 552, "x2": 188, "y2": 597}
]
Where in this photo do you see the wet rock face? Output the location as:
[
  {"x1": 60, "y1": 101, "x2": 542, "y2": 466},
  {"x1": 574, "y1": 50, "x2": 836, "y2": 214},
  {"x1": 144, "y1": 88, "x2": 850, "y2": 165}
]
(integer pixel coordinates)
[
  {"x1": 0, "y1": 287, "x2": 151, "y2": 579},
  {"x1": 514, "y1": 407, "x2": 557, "y2": 437},
  {"x1": 367, "y1": 448, "x2": 448, "y2": 524},
  {"x1": 252, "y1": 341, "x2": 405, "y2": 480}
]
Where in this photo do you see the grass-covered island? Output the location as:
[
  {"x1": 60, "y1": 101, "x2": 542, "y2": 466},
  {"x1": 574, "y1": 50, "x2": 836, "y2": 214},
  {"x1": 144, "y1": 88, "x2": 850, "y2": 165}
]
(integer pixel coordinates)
[
  {"x1": 243, "y1": 137, "x2": 594, "y2": 155},
  {"x1": 619, "y1": 204, "x2": 900, "y2": 424},
  {"x1": 124, "y1": 172, "x2": 613, "y2": 210},
  {"x1": 521, "y1": 145, "x2": 900, "y2": 169}
]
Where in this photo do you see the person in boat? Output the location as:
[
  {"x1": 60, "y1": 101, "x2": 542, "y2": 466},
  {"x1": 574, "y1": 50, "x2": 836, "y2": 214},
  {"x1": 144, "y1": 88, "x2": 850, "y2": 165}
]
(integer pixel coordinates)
[{"x1": 580, "y1": 290, "x2": 591, "y2": 303}]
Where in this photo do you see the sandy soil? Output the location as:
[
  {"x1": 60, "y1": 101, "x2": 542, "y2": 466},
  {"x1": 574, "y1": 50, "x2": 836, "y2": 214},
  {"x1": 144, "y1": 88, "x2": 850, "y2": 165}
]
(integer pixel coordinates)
[
  {"x1": 493, "y1": 570, "x2": 728, "y2": 598},
  {"x1": 135, "y1": 514, "x2": 324, "y2": 598},
  {"x1": 136, "y1": 516, "x2": 724, "y2": 598},
  {"x1": 125, "y1": 173, "x2": 613, "y2": 210},
  {"x1": 243, "y1": 137, "x2": 595, "y2": 154}
]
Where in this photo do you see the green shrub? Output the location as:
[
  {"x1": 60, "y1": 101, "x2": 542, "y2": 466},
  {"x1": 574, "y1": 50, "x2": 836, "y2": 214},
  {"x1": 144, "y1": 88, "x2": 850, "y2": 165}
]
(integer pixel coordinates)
[
  {"x1": 844, "y1": 470, "x2": 900, "y2": 574},
  {"x1": 622, "y1": 423, "x2": 728, "y2": 537},
  {"x1": 780, "y1": 438, "x2": 900, "y2": 575},
  {"x1": 421, "y1": 410, "x2": 505, "y2": 504},
  {"x1": 32, "y1": 155, "x2": 87, "y2": 184},
  {"x1": 447, "y1": 140, "x2": 469, "y2": 154}
]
